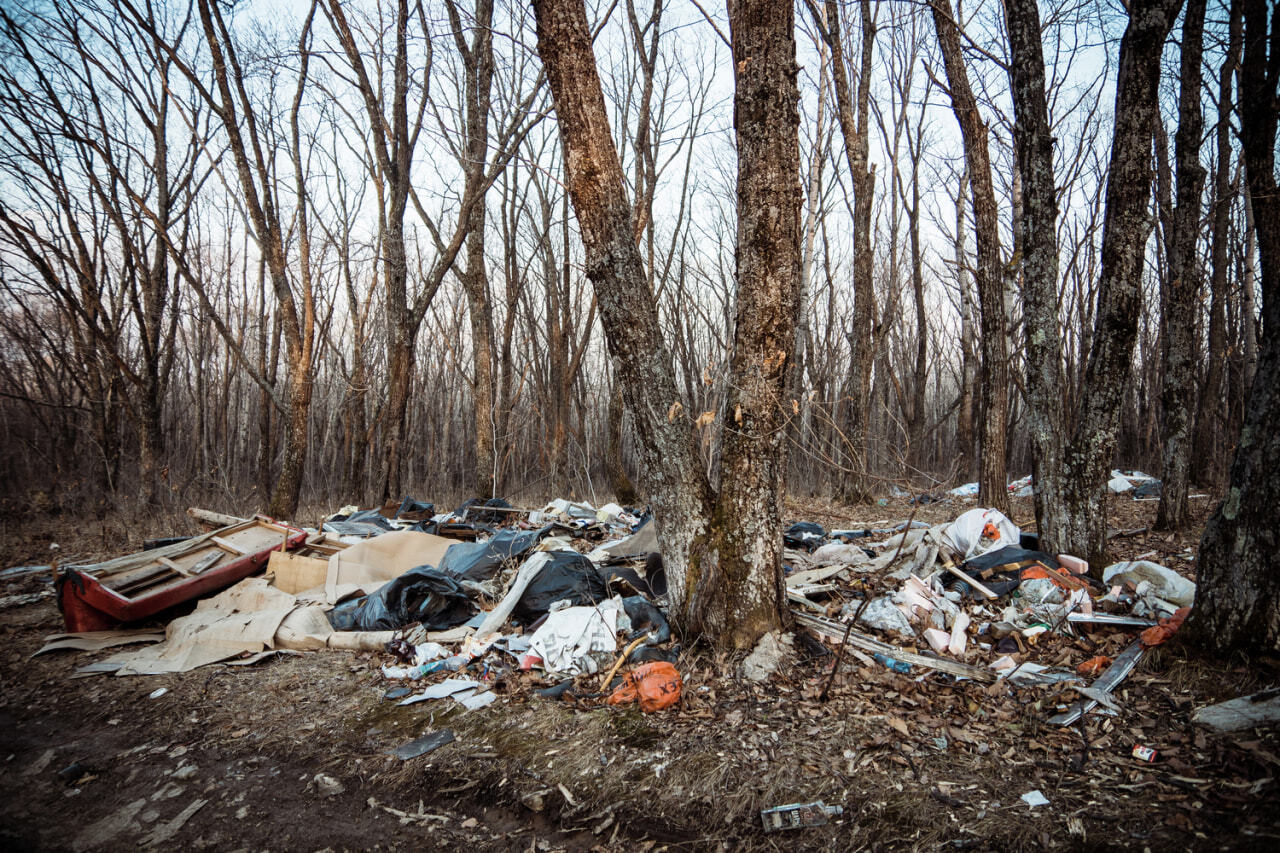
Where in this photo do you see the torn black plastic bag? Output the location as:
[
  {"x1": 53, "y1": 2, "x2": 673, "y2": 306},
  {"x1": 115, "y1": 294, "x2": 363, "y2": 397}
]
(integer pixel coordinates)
[
  {"x1": 783, "y1": 521, "x2": 826, "y2": 551},
  {"x1": 511, "y1": 551, "x2": 609, "y2": 625},
  {"x1": 327, "y1": 566, "x2": 477, "y2": 631},
  {"x1": 437, "y1": 526, "x2": 554, "y2": 582}
]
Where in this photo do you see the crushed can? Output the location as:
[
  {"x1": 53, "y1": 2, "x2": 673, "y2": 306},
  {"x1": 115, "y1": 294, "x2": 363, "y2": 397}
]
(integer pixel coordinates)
[
  {"x1": 1131, "y1": 744, "x2": 1158, "y2": 762},
  {"x1": 760, "y1": 801, "x2": 842, "y2": 832}
]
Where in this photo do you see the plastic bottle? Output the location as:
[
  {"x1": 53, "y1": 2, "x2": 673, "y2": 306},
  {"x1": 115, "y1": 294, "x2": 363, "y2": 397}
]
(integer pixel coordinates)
[{"x1": 872, "y1": 652, "x2": 912, "y2": 674}]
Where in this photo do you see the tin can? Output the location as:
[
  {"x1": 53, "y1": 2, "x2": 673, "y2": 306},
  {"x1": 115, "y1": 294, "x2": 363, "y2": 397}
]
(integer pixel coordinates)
[
  {"x1": 1131, "y1": 744, "x2": 1158, "y2": 762},
  {"x1": 760, "y1": 801, "x2": 842, "y2": 832}
]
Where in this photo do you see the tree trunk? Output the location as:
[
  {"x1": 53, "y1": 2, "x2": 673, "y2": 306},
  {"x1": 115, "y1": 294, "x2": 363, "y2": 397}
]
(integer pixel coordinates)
[
  {"x1": 1191, "y1": 0, "x2": 1239, "y2": 489},
  {"x1": 932, "y1": 0, "x2": 1009, "y2": 514},
  {"x1": 459, "y1": 0, "x2": 497, "y2": 499},
  {"x1": 1060, "y1": 0, "x2": 1183, "y2": 569},
  {"x1": 686, "y1": 0, "x2": 800, "y2": 646},
  {"x1": 1186, "y1": 0, "x2": 1280, "y2": 654},
  {"x1": 605, "y1": 380, "x2": 637, "y2": 504},
  {"x1": 533, "y1": 0, "x2": 796, "y2": 648},
  {"x1": 809, "y1": 0, "x2": 875, "y2": 501},
  {"x1": 533, "y1": 0, "x2": 715, "y2": 611},
  {"x1": 267, "y1": 362, "x2": 311, "y2": 520},
  {"x1": 954, "y1": 167, "x2": 978, "y2": 482},
  {"x1": 1004, "y1": 0, "x2": 1068, "y2": 549},
  {"x1": 1155, "y1": 0, "x2": 1207, "y2": 531}
]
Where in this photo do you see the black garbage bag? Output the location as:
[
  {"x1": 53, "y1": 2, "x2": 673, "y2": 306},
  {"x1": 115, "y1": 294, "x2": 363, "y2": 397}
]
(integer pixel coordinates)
[
  {"x1": 437, "y1": 526, "x2": 554, "y2": 582},
  {"x1": 512, "y1": 551, "x2": 609, "y2": 625},
  {"x1": 783, "y1": 521, "x2": 826, "y2": 551},
  {"x1": 394, "y1": 496, "x2": 435, "y2": 519},
  {"x1": 1133, "y1": 479, "x2": 1162, "y2": 498},
  {"x1": 327, "y1": 565, "x2": 477, "y2": 632},
  {"x1": 621, "y1": 595, "x2": 671, "y2": 643}
]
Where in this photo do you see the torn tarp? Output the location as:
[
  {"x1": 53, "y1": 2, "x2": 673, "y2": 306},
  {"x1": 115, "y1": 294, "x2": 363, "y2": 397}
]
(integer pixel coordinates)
[{"x1": 437, "y1": 526, "x2": 553, "y2": 582}]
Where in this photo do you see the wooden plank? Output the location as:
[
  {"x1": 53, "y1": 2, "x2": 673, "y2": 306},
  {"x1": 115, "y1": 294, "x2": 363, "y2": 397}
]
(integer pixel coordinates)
[
  {"x1": 186, "y1": 507, "x2": 247, "y2": 529},
  {"x1": 940, "y1": 558, "x2": 999, "y2": 600},
  {"x1": 188, "y1": 551, "x2": 224, "y2": 575},
  {"x1": 209, "y1": 536, "x2": 247, "y2": 556},
  {"x1": 792, "y1": 610, "x2": 997, "y2": 683},
  {"x1": 156, "y1": 557, "x2": 191, "y2": 577}
]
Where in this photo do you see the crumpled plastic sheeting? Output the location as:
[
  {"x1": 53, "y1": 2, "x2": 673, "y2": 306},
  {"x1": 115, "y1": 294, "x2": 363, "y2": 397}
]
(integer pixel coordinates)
[
  {"x1": 941, "y1": 508, "x2": 1020, "y2": 561},
  {"x1": 1102, "y1": 560, "x2": 1196, "y2": 608},
  {"x1": 528, "y1": 596, "x2": 624, "y2": 675},
  {"x1": 852, "y1": 596, "x2": 914, "y2": 636}
]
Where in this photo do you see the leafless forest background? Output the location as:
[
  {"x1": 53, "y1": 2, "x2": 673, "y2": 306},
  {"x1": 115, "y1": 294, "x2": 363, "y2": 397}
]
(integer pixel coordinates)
[{"x1": 0, "y1": 0, "x2": 1259, "y2": 518}]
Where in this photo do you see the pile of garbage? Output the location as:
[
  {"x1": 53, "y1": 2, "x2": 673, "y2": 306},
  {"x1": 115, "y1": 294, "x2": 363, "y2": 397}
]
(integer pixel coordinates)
[
  {"x1": 37, "y1": 494, "x2": 1203, "y2": 727},
  {"x1": 779, "y1": 507, "x2": 1195, "y2": 723},
  {"x1": 43, "y1": 497, "x2": 681, "y2": 715}
]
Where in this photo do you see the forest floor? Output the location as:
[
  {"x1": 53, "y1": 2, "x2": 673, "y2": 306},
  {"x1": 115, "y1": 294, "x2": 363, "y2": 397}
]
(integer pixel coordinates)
[{"x1": 2, "y1": 494, "x2": 1279, "y2": 852}]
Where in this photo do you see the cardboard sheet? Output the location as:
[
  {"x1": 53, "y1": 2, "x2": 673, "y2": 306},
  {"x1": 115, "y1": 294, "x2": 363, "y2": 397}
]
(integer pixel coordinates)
[
  {"x1": 33, "y1": 630, "x2": 166, "y2": 656},
  {"x1": 87, "y1": 579, "x2": 300, "y2": 676},
  {"x1": 321, "y1": 530, "x2": 454, "y2": 603}
]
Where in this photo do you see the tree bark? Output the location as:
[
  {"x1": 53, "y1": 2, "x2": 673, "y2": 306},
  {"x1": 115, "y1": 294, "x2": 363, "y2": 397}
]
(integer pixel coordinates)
[
  {"x1": 932, "y1": 0, "x2": 1009, "y2": 514},
  {"x1": 1186, "y1": 0, "x2": 1280, "y2": 654},
  {"x1": 1004, "y1": 0, "x2": 1067, "y2": 549},
  {"x1": 533, "y1": 0, "x2": 715, "y2": 613},
  {"x1": 954, "y1": 167, "x2": 978, "y2": 482},
  {"x1": 1060, "y1": 0, "x2": 1184, "y2": 568},
  {"x1": 1155, "y1": 0, "x2": 1207, "y2": 531},
  {"x1": 455, "y1": 0, "x2": 498, "y2": 499},
  {"x1": 688, "y1": 0, "x2": 801, "y2": 646}
]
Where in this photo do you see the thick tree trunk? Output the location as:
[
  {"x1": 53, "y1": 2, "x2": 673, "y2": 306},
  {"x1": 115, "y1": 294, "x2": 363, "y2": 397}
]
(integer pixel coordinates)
[
  {"x1": 1061, "y1": 0, "x2": 1183, "y2": 569},
  {"x1": 1191, "y1": 1, "x2": 1239, "y2": 489},
  {"x1": 1004, "y1": 0, "x2": 1068, "y2": 550},
  {"x1": 534, "y1": 0, "x2": 796, "y2": 648},
  {"x1": 533, "y1": 0, "x2": 715, "y2": 613},
  {"x1": 1155, "y1": 0, "x2": 1207, "y2": 531},
  {"x1": 932, "y1": 0, "x2": 1009, "y2": 514},
  {"x1": 686, "y1": 0, "x2": 800, "y2": 646},
  {"x1": 1187, "y1": 0, "x2": 1280, "y2": 654}
]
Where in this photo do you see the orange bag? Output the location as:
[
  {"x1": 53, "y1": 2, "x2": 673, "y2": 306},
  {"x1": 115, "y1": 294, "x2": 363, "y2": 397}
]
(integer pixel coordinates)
[
  {"x1": 1140, "y1": 606, "x2": 1190, "y2": 648},
  {"x1": 605, "y1": 661, "x2": 682, "y2": 712}
]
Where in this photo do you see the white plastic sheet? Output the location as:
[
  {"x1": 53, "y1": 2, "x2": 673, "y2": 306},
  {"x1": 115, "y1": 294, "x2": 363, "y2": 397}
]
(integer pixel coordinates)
[
  {"x1": 940, "y1": 508, "x2": 1020, "y2": 560},
  {"x1": 527, "y1": 596, "x2": 624, "y2": 675}
]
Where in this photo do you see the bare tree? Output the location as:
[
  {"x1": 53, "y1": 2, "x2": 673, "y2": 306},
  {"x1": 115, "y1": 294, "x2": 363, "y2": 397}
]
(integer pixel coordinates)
[
  {"x1": 1003, "y1": 0, "x2": 1066, "y2": 548},
  {"x1": 1059, "y1": 0, "x2": 1184, "y2": 568},
  {"x1": 805, "y1": 0, "x2": 876, "y2": 501},
  {"x1": 1191, "y1": 0, "x2": 1240, "y2": 489},
  {"x1": 930, "y1": 0, "x2": 1009, "y2": 514},
  {"x1": 533, "y1": 0, "x2": 799, "y2": 647},
  {"x1": 1154, "y1": 0, "x2": 1207, "y2": 530}
]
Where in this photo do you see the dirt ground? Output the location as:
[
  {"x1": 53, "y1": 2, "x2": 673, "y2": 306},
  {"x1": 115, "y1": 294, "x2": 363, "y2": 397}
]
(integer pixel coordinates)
[{"x1": 2, "y1": 494, "x2": 1279, "y2": 852}]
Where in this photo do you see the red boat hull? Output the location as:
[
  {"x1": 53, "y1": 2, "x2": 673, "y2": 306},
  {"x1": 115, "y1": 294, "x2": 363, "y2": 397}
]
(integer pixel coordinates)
[{"x1": 57, "y1": 528, "x2": 307, "y2": 632}]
